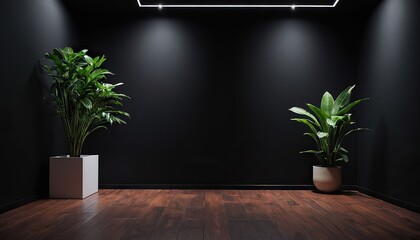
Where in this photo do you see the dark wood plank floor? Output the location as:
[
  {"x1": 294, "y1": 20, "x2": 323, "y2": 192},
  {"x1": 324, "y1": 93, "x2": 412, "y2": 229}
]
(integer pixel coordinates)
[{"x1": 0, "y1": 190, "x2": 419, "y2": 240}]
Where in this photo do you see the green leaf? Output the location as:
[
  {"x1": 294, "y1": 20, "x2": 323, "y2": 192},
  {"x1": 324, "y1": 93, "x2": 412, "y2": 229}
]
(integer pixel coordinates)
[
  {"x1": 291, "y1": 118, "x2": 318, "y2": 135},
  {"x1": 289, "y1": 107, "x2": 319, "y2": 126},
  {"x1": 84, "y1": 55, "x2": 94, "y2": 65},
  {"x1": 335, "y1": 154, "x2": 349, "y2": 163},
  {"x1": 300, "y1": 150, "x2": 323, "y2": 154},
  {"x1": 317, "y1": 132, "x2": 328, "y2": 138},
  {"x1": 321, "y1": 91, "x2": 334, "y2": 116},
  {"x1": 43, "y1": 47, "x2": 130, "y2": 157},
  {"x1": 289, "y1": 85, "x2": 368, "y2": 167},
  {"x1": 337, "y1": 98, "x2": 369, "y2": 115},
  {"x1": 326, "y1": 118, "x2": 335, "y2": 127},
  {"x1": 113, "y1": 82, "x2": 124, "y2": 87},
  {"x1": 326, "y1": 116, "x2": 346, "y2": 127},
  {"x1": 306, "y1": 103, "x2": 328, "y2": 131},
  {"x1": 339, "y1": 147, "x2": 348, "y2": 154},
  {"x1": 80, "y1": 98, "x2": 92, "y2": 109},
  {"x1": 87, "y1": 125, "x2": 107, "y2": 135},
  {"x1": 341, "y1": 154, "x2": 349, "y2": 163},
  {"x1": 304, "y1": 132, "x2": 321, "y2": 148},
  {"x1": 332, "y1": 85, "x2": 355, "y2": 114},
  {"x1": 344, "y1": 128, "x2": 370, "y2": 137}
]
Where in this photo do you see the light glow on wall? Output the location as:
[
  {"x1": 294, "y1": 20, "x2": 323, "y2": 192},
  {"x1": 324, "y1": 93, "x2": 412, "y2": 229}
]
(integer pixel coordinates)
[{"x1": 137, "y1": 0, "x2": 340, "y2": 8}]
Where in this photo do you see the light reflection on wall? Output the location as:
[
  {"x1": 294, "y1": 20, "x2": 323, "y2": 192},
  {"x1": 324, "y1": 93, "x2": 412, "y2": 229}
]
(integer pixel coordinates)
[
  {"x1": 29, "y1": 0, "x2": 72, "y2": 56},
  {"x1": 120, "y1": 19, "x2": 205, "y2": 90},
  {"x1": 245, "y1": 20, "x2": 344, "y2": 96},
  {"x1": 112, "y1": 19, "x2": 206, "y2": 143},
  {"x1": 363, "y1": 0, "x2": 413, "y2": 85},
  {"x1": 358, "y1": 0, "x2": 420, "y2": 203},
  {"x1": 242, "y1": 19, "x2": 347, "y2": 144}
]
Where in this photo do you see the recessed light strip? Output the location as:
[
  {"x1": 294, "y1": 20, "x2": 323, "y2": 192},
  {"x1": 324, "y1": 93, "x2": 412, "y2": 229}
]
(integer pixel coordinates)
[{"x1": 137, "y1": 0, "x2": 340, "y2": 8}]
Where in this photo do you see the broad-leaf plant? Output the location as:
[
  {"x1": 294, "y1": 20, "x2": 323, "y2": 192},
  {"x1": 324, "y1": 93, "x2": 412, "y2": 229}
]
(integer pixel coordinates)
[
  {"x1": 289, "y1": 85, "x2": 368, "y2": 167},
  {"x1": 43, "y1": 47, "x2": 130, "y2": 157}
]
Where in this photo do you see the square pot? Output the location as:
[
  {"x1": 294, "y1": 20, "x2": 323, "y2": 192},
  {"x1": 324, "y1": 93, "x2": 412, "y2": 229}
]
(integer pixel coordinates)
[{"x1": 49, "y1": 155, "x2": 98, "y2": 199}]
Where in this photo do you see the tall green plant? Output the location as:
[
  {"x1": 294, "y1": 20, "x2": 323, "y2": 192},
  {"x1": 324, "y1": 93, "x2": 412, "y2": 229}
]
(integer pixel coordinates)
[
  {"x1": 43, "y1": 47, "x2": 130, "y2": 157},
  {"x1": 289, "y1": 85, "x2": 368, "y2": 167}
]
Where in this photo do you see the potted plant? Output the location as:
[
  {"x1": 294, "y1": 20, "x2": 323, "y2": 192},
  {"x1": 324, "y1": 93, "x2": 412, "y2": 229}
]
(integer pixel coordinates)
[
  {"x1": 289, "y1": 85, "x2": 368, "y2": 192},
  {"x1": 43, "y1": 47, "x2": 129, "y2": 198}
]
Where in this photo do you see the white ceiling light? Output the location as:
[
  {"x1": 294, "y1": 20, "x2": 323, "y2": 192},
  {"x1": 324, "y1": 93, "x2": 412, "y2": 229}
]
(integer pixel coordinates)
[{"x1": 137, "y1": 0, "x2": 340, "y2": 8}]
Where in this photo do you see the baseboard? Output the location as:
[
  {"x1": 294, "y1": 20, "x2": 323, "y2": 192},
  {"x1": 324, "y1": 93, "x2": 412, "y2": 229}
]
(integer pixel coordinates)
[
  {"x1": 99, "y1": 183, "x2": 356, "y2": 190},
  {"x1": 0, "y1": 194, "x2": 41, "y2": 214},
  {"x1": 99, "y1": 184, "x2": 318, "y2": 190},
  {"x1": 355, "y1": 186, "x2": 420, "y2": 213}
]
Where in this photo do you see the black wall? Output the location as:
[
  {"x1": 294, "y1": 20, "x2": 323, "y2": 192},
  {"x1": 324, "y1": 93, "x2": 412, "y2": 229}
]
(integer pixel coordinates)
[
  {"x1": 63, "y1": 1, "x2": 365, "y2": 186},
  {"x1": 0, "y1": 0, "x2": 74, "y2": 212},
  {"x1": 357, "y1": 0, "x2": 420, "y2": 208},
  {"x1": 1, "y1": 0, "x2": 419, "y2": 212}
]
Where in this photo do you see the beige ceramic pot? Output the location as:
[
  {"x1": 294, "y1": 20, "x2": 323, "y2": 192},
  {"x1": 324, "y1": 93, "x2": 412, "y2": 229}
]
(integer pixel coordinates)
[{"x1": 313, "y1": 166, "x2": 341, "y2": 193}]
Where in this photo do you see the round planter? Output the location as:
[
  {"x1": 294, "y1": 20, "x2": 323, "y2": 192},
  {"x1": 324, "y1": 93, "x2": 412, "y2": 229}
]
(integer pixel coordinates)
[{"x1": 313, "y1": 166, "x2": 341, "y2": 193}]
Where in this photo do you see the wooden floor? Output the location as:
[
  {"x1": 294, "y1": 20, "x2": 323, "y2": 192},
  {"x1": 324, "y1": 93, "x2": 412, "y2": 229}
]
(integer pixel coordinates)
[{"x1": 0, "y1": 190, "x2": 419, "y2": 240}]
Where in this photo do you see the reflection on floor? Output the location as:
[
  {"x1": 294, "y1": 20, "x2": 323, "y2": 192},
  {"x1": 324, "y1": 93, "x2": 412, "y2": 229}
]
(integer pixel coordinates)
[{"x1": 0, "y1": 189, "x2": 419, "y2": 239}]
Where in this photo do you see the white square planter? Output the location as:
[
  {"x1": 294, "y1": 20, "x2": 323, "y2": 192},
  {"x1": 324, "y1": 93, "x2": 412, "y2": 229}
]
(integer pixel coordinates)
[{"x1": 49, "y1": 155, "x2": 98, "y2": 199}]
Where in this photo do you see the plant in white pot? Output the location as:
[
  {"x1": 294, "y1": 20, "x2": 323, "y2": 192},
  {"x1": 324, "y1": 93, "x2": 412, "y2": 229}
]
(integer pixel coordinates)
[
  {"x1": 289, "y1": 85, "x2": 368, "y2": 193},
  {"x1": 44, "y1": 47, "x2": 129, "y2": 198}
]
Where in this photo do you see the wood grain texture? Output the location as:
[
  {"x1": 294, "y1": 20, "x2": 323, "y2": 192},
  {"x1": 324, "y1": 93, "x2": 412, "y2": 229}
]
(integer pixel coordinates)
[{"x1": 0, "y1": 190, "x2": 418, "y2": 240}]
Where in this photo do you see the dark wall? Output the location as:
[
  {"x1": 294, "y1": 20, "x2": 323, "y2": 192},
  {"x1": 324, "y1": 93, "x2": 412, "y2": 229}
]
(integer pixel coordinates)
[
  {"x1": 0, "y1": 0, "x2": 74, "y2": 212},
  {"x1": 357, "y1": 0, "x2": 420, "y2": 207},
  {"x1": 2, "y1": 0, "x2": 419, "y2": 212},
  {"x1": 61, "y1": 1, "x2": 367, "y2": 186}
]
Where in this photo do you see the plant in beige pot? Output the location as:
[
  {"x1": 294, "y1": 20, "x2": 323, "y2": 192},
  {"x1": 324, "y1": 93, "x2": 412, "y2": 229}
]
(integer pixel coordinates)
[
  {"x1": 289, "y1": 85, "x2": 368, "y2": 193},
  {"x1": 44, "y1": 47, "x2": 129, "y2": 198}
]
